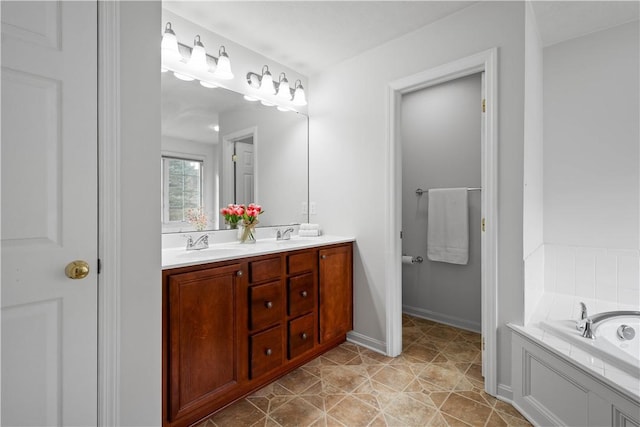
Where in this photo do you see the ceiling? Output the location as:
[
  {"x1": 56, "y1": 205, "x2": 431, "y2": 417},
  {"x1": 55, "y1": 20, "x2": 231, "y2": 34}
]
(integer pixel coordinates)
[{"x1": 164, "y1": 1, "x2": 638, "y2": 77}]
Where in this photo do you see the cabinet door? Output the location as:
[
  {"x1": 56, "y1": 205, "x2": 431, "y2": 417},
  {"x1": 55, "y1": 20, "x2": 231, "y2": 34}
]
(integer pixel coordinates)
[
  {"x1": 319, "y1": 245, "x2": 353, "y2": 343},
  {"x1": 167, "y1": 263, "x2": 244, "y2": 421}
]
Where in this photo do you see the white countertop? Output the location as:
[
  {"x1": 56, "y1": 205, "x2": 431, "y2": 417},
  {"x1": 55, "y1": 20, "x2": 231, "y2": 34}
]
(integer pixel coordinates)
[{"x1": 162, "y1": 235, "x2": 355, "y2": 270}]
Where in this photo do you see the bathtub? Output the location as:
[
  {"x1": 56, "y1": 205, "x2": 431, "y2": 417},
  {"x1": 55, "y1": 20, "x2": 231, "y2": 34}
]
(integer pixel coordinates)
[{"x1": 541, "y1": 315, "x2": 640, "y2": 380}]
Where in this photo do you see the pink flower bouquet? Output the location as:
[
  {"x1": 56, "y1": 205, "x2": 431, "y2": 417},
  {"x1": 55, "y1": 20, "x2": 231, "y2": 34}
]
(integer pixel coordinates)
[
  {"x1": 186, "y1": 207, "x2": 208, "y2": 231},
  {"x1": 220, "y1": 203, "x2": 264, "y2": 242}
]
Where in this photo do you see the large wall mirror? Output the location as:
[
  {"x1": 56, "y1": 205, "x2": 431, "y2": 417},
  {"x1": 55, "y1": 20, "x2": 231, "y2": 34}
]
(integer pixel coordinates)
[{"x1": 161, "y1": 71, "x2": 309, "y2": 232}]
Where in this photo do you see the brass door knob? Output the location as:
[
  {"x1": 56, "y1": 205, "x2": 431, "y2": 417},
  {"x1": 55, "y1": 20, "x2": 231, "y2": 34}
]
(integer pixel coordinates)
[{"x1": 65, "y1": 260, "x2": 90, "y2": 280}]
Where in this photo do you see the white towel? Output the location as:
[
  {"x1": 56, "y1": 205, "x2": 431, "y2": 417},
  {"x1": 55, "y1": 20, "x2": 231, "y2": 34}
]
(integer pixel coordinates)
[{"x1": 427, "y1": 188, "x2": 469, "y2": 265}]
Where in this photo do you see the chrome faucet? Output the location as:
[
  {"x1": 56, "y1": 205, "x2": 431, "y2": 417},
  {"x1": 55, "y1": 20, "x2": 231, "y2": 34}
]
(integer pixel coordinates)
[
  {"x1": 276, "y1": 227, "x2": 294, "y2": 240},
  {"x1": 576, "y1": 303, "x2": 640, "y2": 339},
  {"x1": 186, "y1": 234, "x2": 209, "y2": 251}
]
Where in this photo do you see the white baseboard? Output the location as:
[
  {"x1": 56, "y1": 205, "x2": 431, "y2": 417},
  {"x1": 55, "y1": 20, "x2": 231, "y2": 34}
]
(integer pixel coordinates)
[
  {"x1": 497, "y1": 383, "x2": 513, "y2": 401},
  {"x1": 346, "y1": 331, "x2": 387, "y2": 355},
  {"x1": 403, "y1": 305, "x2": 481, "y2": 333}
]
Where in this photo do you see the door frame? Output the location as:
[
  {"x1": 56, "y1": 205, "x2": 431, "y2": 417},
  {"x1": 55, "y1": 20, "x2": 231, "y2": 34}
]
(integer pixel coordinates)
[
  {"x1": 221, "y1": 126, "x2": 258, "y2": 206},
  {"x1": 385, "y1": 48, "x2": 499, "y2": 395},
  {"x1": 98, "y1": 1, "x2": 120, "y2": 424}
]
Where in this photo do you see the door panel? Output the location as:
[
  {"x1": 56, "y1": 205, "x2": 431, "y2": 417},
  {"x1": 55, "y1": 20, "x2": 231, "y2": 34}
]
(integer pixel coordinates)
[{"x1": 1, "y1": 1, "x2": 98, "y2": 425}]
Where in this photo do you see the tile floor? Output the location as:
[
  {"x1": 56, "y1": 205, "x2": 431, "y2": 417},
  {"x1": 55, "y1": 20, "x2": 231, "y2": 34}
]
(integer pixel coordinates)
[{"x1": 197, "y1": 314, "x2": 532, "y2": 426}]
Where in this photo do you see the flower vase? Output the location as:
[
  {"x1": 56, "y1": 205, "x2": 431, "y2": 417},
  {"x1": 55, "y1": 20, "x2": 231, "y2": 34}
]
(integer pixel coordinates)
[
  {"x1": 226, "y1": 221, "x2": 238, "y2": 230},
  {"x1": 238, "y1": 223, "x2": 256, "y2": 243}
]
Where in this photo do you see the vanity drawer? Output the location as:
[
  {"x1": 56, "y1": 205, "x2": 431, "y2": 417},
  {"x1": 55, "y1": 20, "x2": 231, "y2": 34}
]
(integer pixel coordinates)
[
  {"x1": 250, "y1": 257, "x2": 282, "y2": 283},
  {"x1": 287, "y1": 274, "x2": 315, "y2": 318},
  {"x1": 288, "y1": 313, "x2": 314, "y2": 359},
  {"x1": 249, "y1": 281, "x2": 283, "y2": 331},
  {"x1": 288, "y1": 251, "x2": 316, "y2": 275},
  {"x1": 250, "y1": 326, "x2": 283, "y2": 379}
]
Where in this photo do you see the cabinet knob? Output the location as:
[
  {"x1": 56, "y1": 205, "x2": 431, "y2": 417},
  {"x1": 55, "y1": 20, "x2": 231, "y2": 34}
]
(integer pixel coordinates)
[
  {"x1": 265, "y1": 348, "x2": 272, "y2": 356},
  {"x1": 321, "y1": 255, "x2": 327, "y2": 260},
  {"x1": 236, "y1": 270, "x2": 243, "y2": 277},
  {"x1": 301, "y1": 332, "x2": 308, "y2": 340},
  {"x1": 265, "y1": 301, "x2": 273, "y2": 309},
  {"x1": 300, "y1": 291, "x2": 308, "y2": 298}
]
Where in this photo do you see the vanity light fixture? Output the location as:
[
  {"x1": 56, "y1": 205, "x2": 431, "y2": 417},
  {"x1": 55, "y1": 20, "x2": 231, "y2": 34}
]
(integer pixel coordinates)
[
  {"x1": 245, "y1": 66, "x2": 307, "y2": 111},
  {"x1": 160, "y1": 22, "x2": 234, "y2": 86}
]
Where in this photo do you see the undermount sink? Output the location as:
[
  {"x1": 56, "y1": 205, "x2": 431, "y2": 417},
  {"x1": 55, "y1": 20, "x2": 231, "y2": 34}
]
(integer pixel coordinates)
[{"x1": 172, "y1": 246, "x2": 249, "y2": 259}]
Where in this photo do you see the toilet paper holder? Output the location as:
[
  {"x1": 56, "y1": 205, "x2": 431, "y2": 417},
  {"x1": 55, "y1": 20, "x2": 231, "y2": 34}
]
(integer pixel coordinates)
[{"x1": 403, "y1": 255, "x2": 424, "y2": 264}]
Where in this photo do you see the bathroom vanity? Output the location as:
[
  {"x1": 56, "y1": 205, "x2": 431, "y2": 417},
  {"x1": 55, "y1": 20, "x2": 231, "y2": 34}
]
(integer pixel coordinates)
[{"x1": 162, "y1": 238, "x2": 353, "y2": 427}]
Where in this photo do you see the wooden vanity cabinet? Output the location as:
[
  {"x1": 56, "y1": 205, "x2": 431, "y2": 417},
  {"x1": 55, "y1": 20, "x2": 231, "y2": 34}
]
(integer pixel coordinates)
[
  {"x1": 163, "y1": 242, "x2": 353, "y2": 427},
  {"x1": 319, "y1": 245, "x2": 353, "y2": 342}
]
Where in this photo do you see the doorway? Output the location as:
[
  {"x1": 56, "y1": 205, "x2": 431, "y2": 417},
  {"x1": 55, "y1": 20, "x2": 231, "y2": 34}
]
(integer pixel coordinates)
[
  {"x1": 386, "y1": 49, "x2": 498, "y2": 395},
  {"x1": 222, "y1": 127, "x2": 258, "y2": 207},
  {"x1": 401, "y1": 73, "x2": 483, "y2": 333}
]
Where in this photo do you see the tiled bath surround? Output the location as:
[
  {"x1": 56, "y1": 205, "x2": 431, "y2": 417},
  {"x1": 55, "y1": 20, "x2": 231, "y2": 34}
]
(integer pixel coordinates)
[{"x1": 524, "y1": 244, "x2": 640, "y2": 323}]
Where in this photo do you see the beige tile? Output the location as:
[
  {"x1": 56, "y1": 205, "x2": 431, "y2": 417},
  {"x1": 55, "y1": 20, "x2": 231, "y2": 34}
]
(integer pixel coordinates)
[
  {"x1": 323, "y1": 346, "x2": 359, "y2": 364},
  {"x1": 371, "y1": 365, "x2": 416, "y2": 392},
  {"x1": 403, "y1": 343, "x2": 441, "y2": 363},
  {"x1": 441, "y1": 413, "x2": 473, "y2": 426},
  {"x1": 440, "y1": 393, "x2": 492, "y2": 427},
  {"x1": 276, "y1": 367, "x2": 321, "y2": 394},
  {"x1": 382, "y1": 393, "x2": 437, "y2": 426},
  {"x1": 207, "y1": 315, "x2": 531, "y2": 427},
  {"x1": 419, "y1": 363, "x2": 465, "y2": 389},
  {"x1": 269, "y1": 397, "x2": 324, "y2": 427},
  {"x1": 321, "y1": 365, "x2": 368, "y2": 393},
  {"x1": 486, "y1": 410, "x2": 508, "y2": 427},
  {"x1": 442, "y1": 341, "x2": 481, "y2": 362},
  {"x1": 209, "y1": 399, "x2": 265, "y2": 426},
  {"x1": 328, "y1": 395, "x2": 380, "y2": 426}
]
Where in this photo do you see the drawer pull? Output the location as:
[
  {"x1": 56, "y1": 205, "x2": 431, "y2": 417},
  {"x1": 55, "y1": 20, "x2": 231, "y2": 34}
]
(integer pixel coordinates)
[
  {"x1": 265, "y1": 348, "x2": 272, "y2": 356},
  {"x1": 321, "y1": 255, "x2": 327, "y2": 260},
  {"x1": 236, "y1": 270, "x2": 243, "y2": 277},
  {"x1": 300, "y1": 332, "x2": 308, "y2": 340},
  {"x1": 300, "y1": 291, "x2": 308, "y2": 298},
  {"x1": 265, "y1": 301, "x2": 273, "y2": 309}
]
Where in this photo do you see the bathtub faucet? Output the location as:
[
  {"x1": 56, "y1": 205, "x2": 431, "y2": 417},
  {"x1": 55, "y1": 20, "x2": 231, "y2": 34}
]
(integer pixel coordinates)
[{"x1": 577, "y1": 308, "x2": 640, "y2": 339}]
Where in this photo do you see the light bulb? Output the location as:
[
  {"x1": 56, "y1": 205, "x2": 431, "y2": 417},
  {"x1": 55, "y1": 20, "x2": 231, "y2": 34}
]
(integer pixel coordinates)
[
  {"x1": 276, "y1": 73, "x2": 291, "y2": 101},
  {"x1": 214, "y1": 46, "x2": 234, "y2": 80},
  {"x1": 260, "y1": 66, "x2": 276, "y2": 95},
  {"x1": 161, "y1": 22, "x2": 181, "y2": 64},
  {"x1": 292, "y1": 80, "x2": 307, "y2": 106},
  {"x1": 186, "y1": 35, "x2": 208, "y2": 73}
]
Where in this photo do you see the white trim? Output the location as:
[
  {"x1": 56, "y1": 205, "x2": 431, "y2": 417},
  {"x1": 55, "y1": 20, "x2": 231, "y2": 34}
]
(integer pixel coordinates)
[
  {"x1": 385, "y1": 48, "x2": 499, "y2": 395},
  {"x1": 346, "y1": 331, "x2": 387, "y2": 355},
  {"x1": 97, "y1": 2, "x2": 120, "y2": 425}
]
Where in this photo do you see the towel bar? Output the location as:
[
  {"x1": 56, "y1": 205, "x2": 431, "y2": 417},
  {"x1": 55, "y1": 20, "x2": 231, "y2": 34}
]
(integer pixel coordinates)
[{"x1": 415, "y1": 187, "x2": 481, "y2": 196}]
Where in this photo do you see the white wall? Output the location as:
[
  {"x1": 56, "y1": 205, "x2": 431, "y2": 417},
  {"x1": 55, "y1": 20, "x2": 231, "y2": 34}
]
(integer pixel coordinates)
[
  {"x1": 543, "y1": 21, "x2": 639, "y2": 250},
  {"x1": 119, "y1": 2, "x2": 162, "y2": 424},
  {"x1": 523, "y1": 1, "x2": 545, "y2": 323},
  {"x1": 309, "y1": 1, "x2": 526, "y2": 392},
  {"x1": 401, "y1": 74, "x2": 482, "y2": 332}
]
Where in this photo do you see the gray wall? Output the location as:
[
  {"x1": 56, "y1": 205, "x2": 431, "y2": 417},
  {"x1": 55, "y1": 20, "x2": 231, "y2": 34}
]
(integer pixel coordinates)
[
  {"x1": 401, "y1": 74, "x2": 482, "y2": 332},
  {"x1": 309, "y1": 1, "x2": 525, "y2": 392}
]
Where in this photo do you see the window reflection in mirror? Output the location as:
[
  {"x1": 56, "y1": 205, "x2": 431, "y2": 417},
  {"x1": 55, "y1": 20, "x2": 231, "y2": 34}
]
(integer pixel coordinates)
[{"x1": 161, "y1": 72, "x2": 308, "y2": 233}]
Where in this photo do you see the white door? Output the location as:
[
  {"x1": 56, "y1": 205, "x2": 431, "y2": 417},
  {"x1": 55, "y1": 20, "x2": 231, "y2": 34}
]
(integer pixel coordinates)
[
  {"x1": 234, "y1": 140, "x2": 254, "y2": 205},
  {"x1": 1, "y1": 1, "x2": 98, "y2": 425}
]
